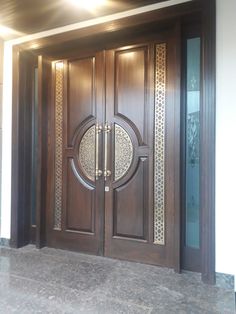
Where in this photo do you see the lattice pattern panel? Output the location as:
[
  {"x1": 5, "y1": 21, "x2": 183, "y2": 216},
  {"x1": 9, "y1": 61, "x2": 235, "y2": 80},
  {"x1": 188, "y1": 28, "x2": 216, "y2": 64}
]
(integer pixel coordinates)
[
  {"x1": 79, "y1": 126, "x2": 96, "y2": 181},
  {"x1": 154, "y1": 44, "x2": 166, "y2": 245},
  {"x1": 54, "y1": 62, "x2": 64, "y2": 230},
  {"x1": 114, "y1": 124, "x2": 133, "y2": 181}
]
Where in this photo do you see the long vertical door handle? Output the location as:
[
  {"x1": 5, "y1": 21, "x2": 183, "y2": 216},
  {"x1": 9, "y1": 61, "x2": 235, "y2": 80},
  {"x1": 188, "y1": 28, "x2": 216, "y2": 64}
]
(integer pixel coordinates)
[
  {"x1": 104, "y1": 122, "x2": 111, "y2": 180},
  {"x1": 95, "y1": 123, "x2": 103, "y2": 180}
]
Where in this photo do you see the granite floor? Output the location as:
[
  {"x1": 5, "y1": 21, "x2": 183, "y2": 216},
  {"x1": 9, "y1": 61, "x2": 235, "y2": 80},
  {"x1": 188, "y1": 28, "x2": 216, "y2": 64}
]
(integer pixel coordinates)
[{"x1": 0, "y1": 246, "x2": 234, "y2": 314}]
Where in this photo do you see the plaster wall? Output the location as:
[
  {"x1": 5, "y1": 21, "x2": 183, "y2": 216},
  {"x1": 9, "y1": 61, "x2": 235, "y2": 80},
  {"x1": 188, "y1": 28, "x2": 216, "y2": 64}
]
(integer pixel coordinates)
[
  {"x1": 215, "y1": 0, "x2": 236, "y2": 284},
  {"x1": 0, "y1": 39, "x2": 3, "y2": 235}
]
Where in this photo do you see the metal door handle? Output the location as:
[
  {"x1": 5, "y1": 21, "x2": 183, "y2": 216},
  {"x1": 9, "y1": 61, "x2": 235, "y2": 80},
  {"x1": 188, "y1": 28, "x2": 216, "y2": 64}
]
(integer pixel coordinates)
[
  {"x1": 104, "y1": 122, "x2": 111, "y2": 180},
  {"x1": 95, "y1": 123, "x2": 103, "y2": 180}
]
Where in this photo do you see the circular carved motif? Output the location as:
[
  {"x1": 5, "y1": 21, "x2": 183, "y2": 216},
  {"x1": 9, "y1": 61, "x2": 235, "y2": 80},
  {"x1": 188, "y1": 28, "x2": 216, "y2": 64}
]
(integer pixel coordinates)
[
  {"x1": 114, "y1": 124, "x2": 133, "y2": 181},
  {"x1": 78, "y1": 125, "x2": 95, "y2": 181}
]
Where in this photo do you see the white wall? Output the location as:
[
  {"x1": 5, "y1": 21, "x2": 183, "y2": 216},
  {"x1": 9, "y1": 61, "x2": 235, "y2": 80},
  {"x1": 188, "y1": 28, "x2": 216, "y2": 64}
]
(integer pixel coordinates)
[
  {"x1": 0, "y1": 39, "x2": 3, "y2": 236},
  {"x1": 1, "y1": 42, "x2": 12, "y2": 239},
  {"x1": 216, "y1": 0, "x2": 236, "y2": 282}
]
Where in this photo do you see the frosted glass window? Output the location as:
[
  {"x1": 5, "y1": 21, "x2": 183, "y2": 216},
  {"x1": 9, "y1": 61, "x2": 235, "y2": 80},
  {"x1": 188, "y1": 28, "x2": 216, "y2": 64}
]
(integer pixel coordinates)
[{"x1": 185, "y1": 38, "x2": 200, "y2": 249}]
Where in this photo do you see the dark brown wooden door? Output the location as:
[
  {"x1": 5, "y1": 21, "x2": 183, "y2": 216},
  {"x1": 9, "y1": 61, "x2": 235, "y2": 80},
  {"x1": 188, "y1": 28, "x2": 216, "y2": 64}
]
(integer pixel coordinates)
[
  {"x1": 46, "y1": 31, "x2": 180, "y2": 268},
  {"x1": 46, "y1": 51, "x2": 105, "y2": 254},
  {"x1": 104, "y1": 36, "x2": 180, "y2": 268}
]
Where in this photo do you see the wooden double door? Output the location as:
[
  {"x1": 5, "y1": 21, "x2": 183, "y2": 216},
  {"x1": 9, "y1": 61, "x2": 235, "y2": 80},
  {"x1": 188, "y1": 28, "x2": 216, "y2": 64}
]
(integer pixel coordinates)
[{"x1": 46, "y1": 33, "x2": 180, "y2": 269}]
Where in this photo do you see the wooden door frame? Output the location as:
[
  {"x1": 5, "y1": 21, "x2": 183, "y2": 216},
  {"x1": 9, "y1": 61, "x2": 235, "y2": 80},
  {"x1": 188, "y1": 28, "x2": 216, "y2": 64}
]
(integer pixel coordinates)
[{"x1": 10, "y1": 0, "x2": 216, "y2": 284}]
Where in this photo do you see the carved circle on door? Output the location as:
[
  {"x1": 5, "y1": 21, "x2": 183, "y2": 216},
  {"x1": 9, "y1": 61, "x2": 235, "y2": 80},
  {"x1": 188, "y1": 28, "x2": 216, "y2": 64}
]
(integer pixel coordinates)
[
  {"x1": 78, "y1": 125, "x2": 96, "y2": 182},
  {"x1": 114, "y1": 124, "x2": 134, "y2": 182}
]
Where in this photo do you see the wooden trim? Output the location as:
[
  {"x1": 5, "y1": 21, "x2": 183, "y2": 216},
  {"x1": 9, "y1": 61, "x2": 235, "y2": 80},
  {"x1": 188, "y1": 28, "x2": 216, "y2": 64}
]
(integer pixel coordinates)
[
  {"x1": 11, "y1": 48, "x2": 35, "y2": 247},
  {"x1": 11, "y1": 47, "x2": 20, "y2": 248},
  {"x1": 200, "y1": 0, "x2": 216, "y2": 284},
  {"x1": 30, "y1": 63, "x2": 38, "y2": 243},
  {"x1": 173, "y1": 20, "x2": 181, "y2": 273},
  {"x1": 35, "y1": 56, "x2": 51, "y2": 248},
  {"x1": 35, "y1": 55, "x2": 44, "y2": 248},
  {"x1": 16, "y1": 1, "x2": 201, "y2": 51}
]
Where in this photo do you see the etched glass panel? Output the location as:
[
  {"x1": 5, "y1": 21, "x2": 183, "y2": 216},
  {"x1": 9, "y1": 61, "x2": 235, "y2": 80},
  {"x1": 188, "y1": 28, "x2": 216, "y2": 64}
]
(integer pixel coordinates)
[
  {"x1": 114, "y1": 124, "x2": 133, "y2": 181},
  {"x1": 154, "y1": 43, "x2": 166, "y2": 245},
  {"x1": 185, "y1": 38, "x2": 200, "y2": 249},
  {"x1": 79, "y1": 126, "x2": 96, "y2": 181},
  {"x1": 54, "y1": 62, "x2": 64, "y2": 230}
]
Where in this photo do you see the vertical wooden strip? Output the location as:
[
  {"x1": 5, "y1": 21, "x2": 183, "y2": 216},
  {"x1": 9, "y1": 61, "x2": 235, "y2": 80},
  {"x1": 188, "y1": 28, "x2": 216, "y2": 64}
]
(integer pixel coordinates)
[
  {"x1": 201, "y1": 0, "x2": 216, "y2": 284},
  {"x1": 173, "y1": 21, "x2": 181, "y2": 273},
  {"x1": 36, "y1": 55, "x2": 50, "y2": 248},
  {"x1": 11, "y1": 47, "x2": 20, "y2": 247}
]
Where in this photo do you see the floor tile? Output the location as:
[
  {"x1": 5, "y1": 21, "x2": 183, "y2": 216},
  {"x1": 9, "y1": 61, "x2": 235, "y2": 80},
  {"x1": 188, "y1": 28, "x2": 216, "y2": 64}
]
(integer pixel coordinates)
[{"x1": 0, "y1": 246, "x2": 234, "y2": 313}]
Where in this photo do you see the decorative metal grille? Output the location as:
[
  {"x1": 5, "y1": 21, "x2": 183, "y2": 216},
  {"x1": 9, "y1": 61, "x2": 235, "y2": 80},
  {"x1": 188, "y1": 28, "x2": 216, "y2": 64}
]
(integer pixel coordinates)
[
  {"x1": 154, "y1": 44, "x2": 166, "y2": 245},
  {"x1": 79, "y1": 126, "x2": 96, "y2": 181},
  {"x1": 187, "y1": 111, "x2": 200, "y2": 166},
  {"x1": 114, "y1": 124, "x2": 133, "y2": 181},
  {"x1": 54, "y1": 62, "x2": 64, "y2": 230}
]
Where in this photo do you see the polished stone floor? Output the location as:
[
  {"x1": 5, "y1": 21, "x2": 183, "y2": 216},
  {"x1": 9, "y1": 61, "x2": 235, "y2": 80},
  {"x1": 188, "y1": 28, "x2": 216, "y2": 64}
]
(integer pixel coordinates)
[{"x1": 0, "y1": 245, "x2": 234, "y2": 314}]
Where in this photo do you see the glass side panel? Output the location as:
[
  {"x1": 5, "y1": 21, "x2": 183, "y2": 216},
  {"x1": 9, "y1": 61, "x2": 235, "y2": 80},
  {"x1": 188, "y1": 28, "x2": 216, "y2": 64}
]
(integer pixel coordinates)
[{"x1": 185, "y1": 38, "x2": 201, "y2": 249}]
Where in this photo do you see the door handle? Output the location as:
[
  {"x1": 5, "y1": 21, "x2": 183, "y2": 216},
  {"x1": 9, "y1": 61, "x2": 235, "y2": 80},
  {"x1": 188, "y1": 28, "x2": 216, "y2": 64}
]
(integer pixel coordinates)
[
  {"x1": 95, "y1": 123, "x2": 103, "y2": 180},
  {"x1": 104, "y1": 122, "x2": 111, "y2": 180}
]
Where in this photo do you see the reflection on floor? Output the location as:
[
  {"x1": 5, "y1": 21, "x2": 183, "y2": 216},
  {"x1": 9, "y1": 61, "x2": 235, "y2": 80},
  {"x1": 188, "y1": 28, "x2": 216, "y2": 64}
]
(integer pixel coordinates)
[{"x1": 0, "y1": 245, "x2": 234, "y2": 313}]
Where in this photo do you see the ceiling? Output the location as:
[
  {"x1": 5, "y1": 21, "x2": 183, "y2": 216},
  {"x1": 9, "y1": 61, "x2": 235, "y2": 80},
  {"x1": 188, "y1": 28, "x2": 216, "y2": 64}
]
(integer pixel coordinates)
[{"x1": 0, "y1": 0, "x2": 165, "y2": 39}]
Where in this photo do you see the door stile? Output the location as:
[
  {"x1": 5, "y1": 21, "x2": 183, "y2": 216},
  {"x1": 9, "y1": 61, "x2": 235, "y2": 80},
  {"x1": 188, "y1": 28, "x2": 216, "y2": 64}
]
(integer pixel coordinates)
[
  {"x1": 62, "y1": 59, "x2": 69, "y2": 233},
  {"x1": 104, "y1": 49, "x2": 114, "y2": 256},
  {"x1": 147, "y1": 43, "x2": 155, "y2": 244},
  {"x1": 95, "y1": 50, "x2": 106, "y2": 255},
  {"x1": 173, "y1": 21, "x2": 181, "y2": 273}
]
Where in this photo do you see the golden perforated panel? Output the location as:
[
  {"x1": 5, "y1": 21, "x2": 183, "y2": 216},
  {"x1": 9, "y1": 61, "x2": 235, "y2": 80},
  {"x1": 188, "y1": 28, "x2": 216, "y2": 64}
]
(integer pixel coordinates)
[
  {"x1": 114, "y1": 124, "x2": 133, "y2": 181},
  {"x1": 79, "y1": 126, "x2": 96, "y2": 181},
  {"x1": 54, "y1": 62, "x2": 63, "y2": 230},
  {"x1": 154, "y1": 44, "x2": 166, "y2": 245}
]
